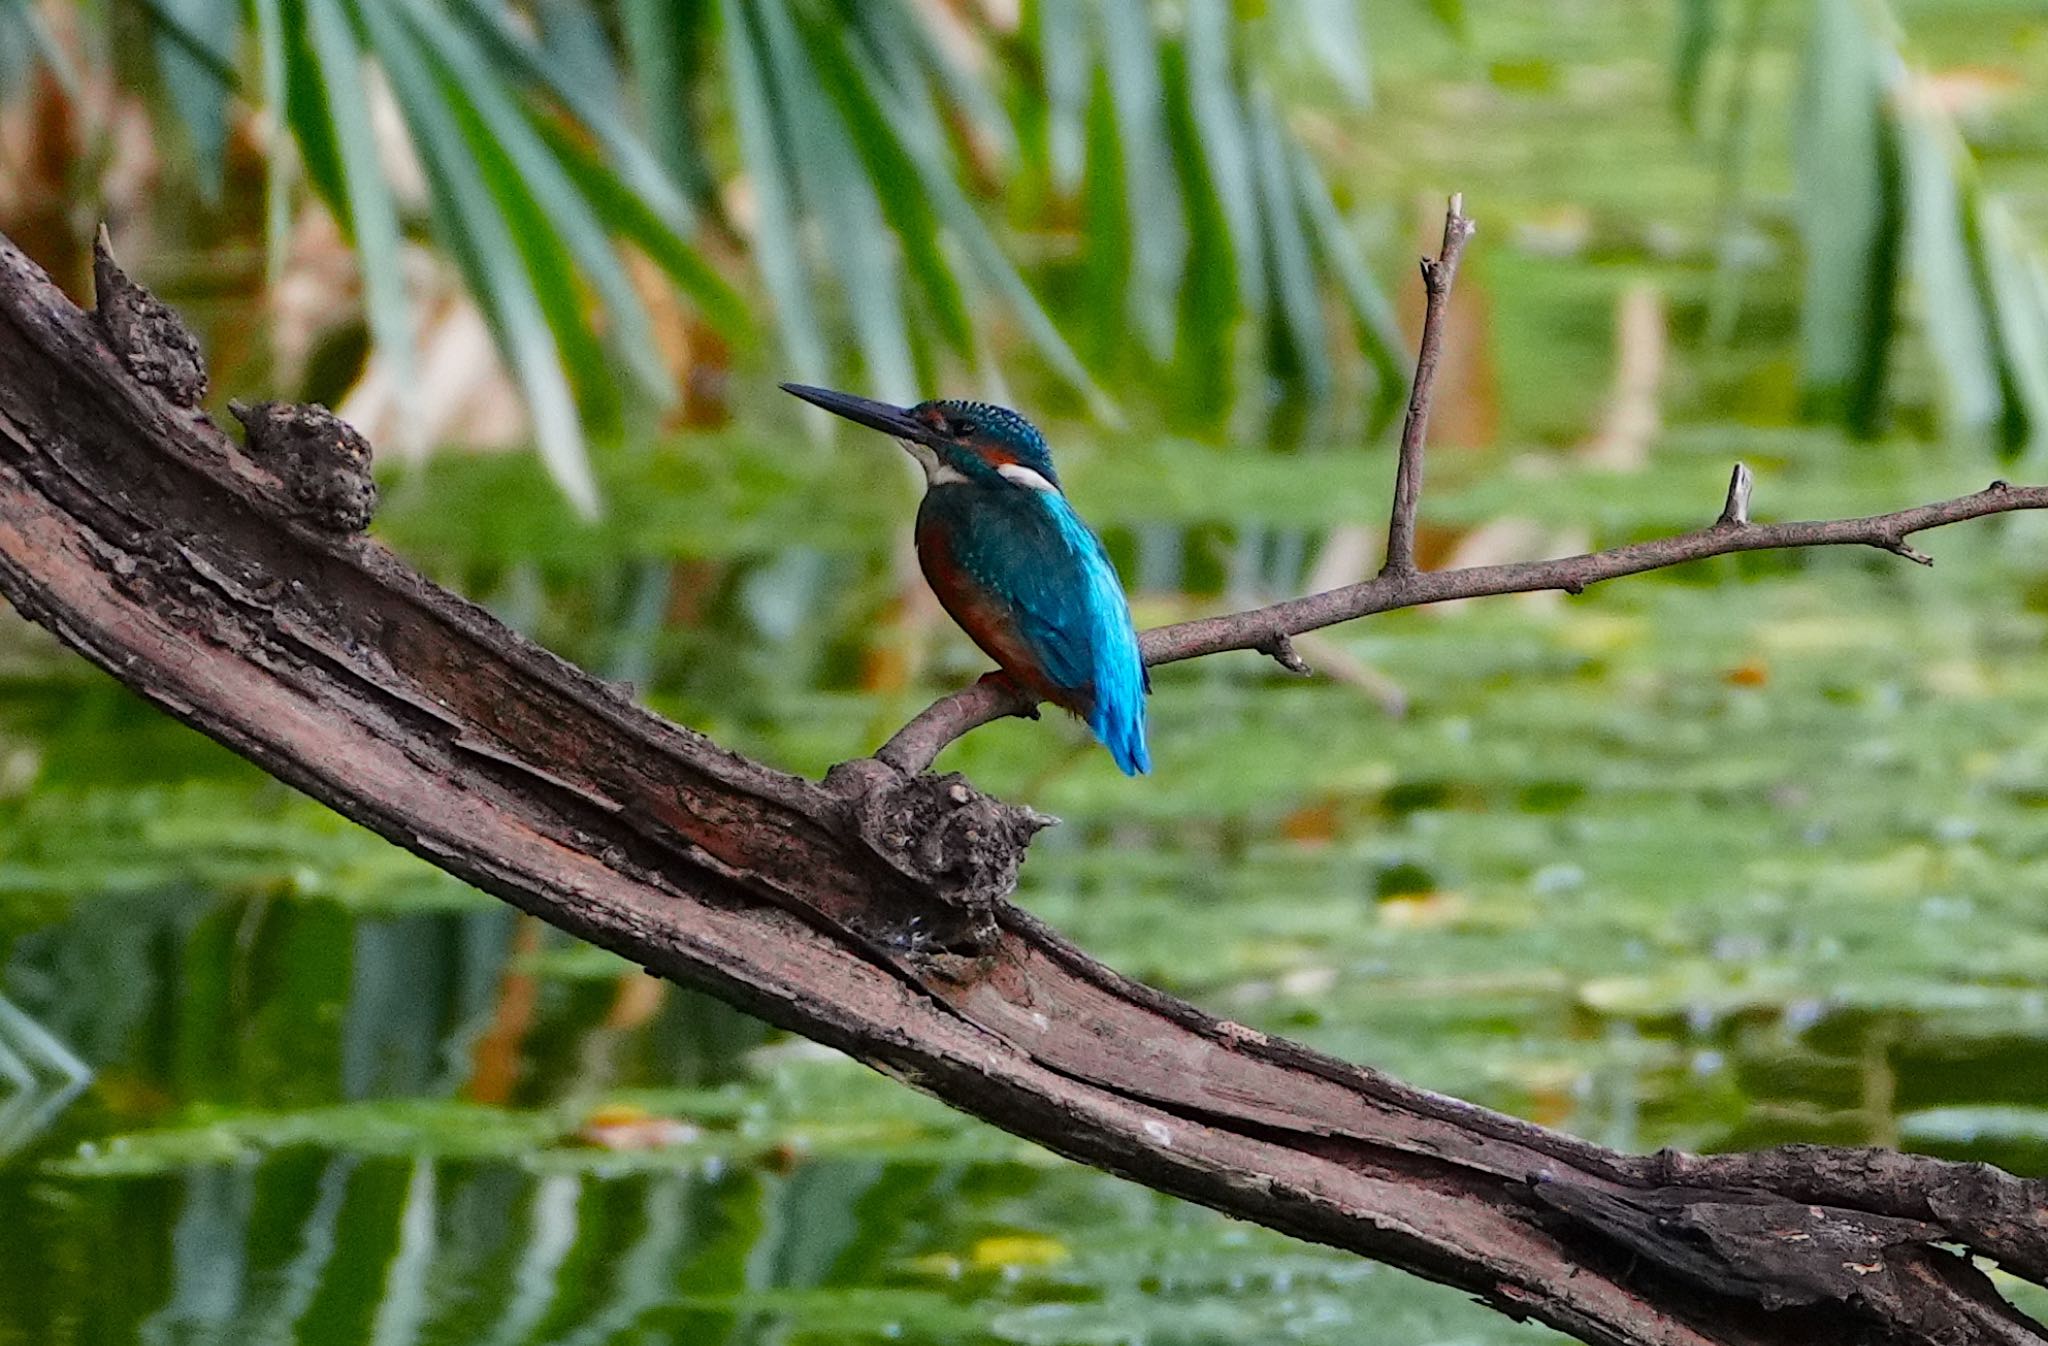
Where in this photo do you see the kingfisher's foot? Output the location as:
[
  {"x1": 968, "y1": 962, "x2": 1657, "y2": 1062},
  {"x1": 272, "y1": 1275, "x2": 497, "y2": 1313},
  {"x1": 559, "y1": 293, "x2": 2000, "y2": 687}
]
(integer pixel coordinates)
[{"x1": 976, "y1": 670, "x2": 1040, "y2": 719}]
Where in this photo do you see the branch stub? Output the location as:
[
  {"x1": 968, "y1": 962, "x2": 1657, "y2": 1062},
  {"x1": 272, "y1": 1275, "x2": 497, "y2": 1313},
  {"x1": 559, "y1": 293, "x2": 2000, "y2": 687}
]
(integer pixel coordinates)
[{"x1": 91, "y1": 226, "x2": 207, "y2": 409}]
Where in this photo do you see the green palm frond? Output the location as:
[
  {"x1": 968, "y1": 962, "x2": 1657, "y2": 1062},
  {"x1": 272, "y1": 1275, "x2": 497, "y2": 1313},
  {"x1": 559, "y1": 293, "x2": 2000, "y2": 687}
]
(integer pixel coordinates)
[
  {"x1": 1792, "y1": 0, "x2": 1902, "y2": 434},
  {"x1": 302, "y1": 0, "x2": 420, "y2": 449},
  {"x1": 0, "y1": 0, "x2": 76, "y2": 98},
  {"x1": 123, "y1": 0, "x2": 748, "y2": 516},
  {"x1": 143, "y1": 0, "x2": 240, "y2": 199},
  {"x1": 89, "y1": 0, "x2": 1403, "y2": 509},
  {"x1": 1692, "y1": 0, "x2": 2048, "y2": 455},
  {"x1": 1015, "y1": 0, "x2": 1406, "y2": 416}
]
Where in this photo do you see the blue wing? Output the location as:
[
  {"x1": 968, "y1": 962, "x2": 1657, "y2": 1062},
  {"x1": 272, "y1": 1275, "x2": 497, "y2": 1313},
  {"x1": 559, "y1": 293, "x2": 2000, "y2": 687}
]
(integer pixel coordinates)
[{"x1": 919, "y1": 485, "x2": 1150, "y2": 775}]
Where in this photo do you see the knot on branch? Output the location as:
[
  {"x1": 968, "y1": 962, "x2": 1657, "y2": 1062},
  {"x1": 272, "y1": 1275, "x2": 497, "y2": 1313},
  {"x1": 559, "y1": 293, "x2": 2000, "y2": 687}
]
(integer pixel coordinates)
[
  {"x1": 92, "y1": 228, "x2": 206, "y2": 409},
  {"x1": 825, "y1": 758, "x2": 1056, "y2": 950},
  {"x1": 1258, "y1": 633, "x2": 1312, "y2": 675},
  {"x1": 1533, "y1": 1179, "x2": 1967, "y2": 1320},
  {"x1": 229, "y1": 400, "x2": 378, "y2": 534}
]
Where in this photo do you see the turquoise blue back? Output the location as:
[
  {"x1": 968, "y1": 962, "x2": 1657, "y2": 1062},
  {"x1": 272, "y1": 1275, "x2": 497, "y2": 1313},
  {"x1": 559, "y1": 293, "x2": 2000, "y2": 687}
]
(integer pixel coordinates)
[{"x1": 917, "y1": 483, "x2": 1150, "y2": 775}]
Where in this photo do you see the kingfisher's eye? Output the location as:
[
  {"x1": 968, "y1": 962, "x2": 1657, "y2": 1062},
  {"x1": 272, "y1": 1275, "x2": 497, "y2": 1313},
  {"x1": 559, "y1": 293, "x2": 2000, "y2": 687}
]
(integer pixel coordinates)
[{"x1": 946, "y1": 418, "x2": 973, "y2": 437}]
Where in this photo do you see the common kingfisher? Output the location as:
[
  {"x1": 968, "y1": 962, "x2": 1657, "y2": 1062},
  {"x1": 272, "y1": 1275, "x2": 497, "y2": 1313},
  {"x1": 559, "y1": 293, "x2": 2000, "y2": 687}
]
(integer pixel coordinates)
[{"x1": 781, "y1": 384, "x2": 1150, "y2": 775}]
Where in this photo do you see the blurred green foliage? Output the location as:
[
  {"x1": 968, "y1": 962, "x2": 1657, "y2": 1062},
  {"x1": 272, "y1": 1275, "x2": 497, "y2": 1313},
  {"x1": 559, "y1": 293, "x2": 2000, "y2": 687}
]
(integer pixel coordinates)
[
  {"x1": 1, "y1": 0, "x2": 1417, "y2": 510},
  {"x1": 4, "y1": 0, "x2": 2039, "y2": 513}
]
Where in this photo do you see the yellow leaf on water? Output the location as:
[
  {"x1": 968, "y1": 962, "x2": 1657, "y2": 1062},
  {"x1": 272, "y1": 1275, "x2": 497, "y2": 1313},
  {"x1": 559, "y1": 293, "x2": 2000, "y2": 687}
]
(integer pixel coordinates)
[
  {"x1": 969, "y1": 1234, "x2": 1069, "y2": 1269},
  {"x1": 572, "y1": 1103, "x2": 700, "y2": 1152},
  {"x1": 1722, "y1": 660, "x2": 1769, "y2": 688},
  {"x1": 1377, "y1": 892, "x2": 1470, "y2": 929},
  {"x1": 1558, "y1": 613, "x2": 1644, "y2": 655}
]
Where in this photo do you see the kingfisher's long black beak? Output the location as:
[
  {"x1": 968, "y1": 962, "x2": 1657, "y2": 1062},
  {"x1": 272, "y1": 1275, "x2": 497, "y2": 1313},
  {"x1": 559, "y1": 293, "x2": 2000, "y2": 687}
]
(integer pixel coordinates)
[{"x1": 780, "y1": 383, "x2": 937, "y2": 444}]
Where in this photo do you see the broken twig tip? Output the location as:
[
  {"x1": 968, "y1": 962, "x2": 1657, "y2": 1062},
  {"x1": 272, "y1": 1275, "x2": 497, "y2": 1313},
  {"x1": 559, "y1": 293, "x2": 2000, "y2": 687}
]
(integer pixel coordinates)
[
  {"x1": 1443, "y1": 194, "x2": 1475, "y2": 246},
  {"x1": 1260, "y1": 635, "x2": 1313, "y2": 677},
  {"x1": 1892, "y1": 541, "x2": 1934, "y2": 567},
  {"x1": 1716, "y1": 462, "x2": 1754, "y2": 529}
]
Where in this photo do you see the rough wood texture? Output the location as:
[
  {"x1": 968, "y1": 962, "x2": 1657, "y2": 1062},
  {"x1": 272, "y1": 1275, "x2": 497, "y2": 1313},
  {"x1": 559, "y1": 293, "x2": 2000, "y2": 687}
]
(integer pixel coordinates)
[{"x1": 3, "y1": 230, "x2": 2047, "y2": 1346}]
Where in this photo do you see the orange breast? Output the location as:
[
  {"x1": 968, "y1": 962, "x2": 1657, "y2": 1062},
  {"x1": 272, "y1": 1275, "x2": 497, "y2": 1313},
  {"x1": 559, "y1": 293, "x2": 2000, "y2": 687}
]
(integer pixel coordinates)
[{"x1": 916, "y1": 520, "x2": 1085, "y2": 716}]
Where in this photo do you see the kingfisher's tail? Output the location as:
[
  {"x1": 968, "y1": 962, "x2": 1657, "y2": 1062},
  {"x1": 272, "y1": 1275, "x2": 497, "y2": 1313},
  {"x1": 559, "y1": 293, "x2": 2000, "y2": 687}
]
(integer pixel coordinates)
[
  {"x1": 1090, "y1": 679, "x2": 1150, "y2": 776},
  {"x1": 1103, "y1": 716, "x2": 1150, "y2": 776}
]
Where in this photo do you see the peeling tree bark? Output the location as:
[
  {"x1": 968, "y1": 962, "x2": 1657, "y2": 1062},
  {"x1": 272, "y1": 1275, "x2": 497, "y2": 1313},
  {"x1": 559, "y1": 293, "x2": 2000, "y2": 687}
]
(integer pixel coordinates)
[{"x1": 3, "y1": 230, "x2": 2048, "y2": 1346}]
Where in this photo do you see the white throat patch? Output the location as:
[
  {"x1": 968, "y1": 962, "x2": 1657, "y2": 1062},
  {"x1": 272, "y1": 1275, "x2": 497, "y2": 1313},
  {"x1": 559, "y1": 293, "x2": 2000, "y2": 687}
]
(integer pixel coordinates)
[
  {"x1": 899, "y1": 438, "x2": 967, "y2": 486},
  {"x1": 899, "y1": 439, "x2": 1059, "y2": 493}
]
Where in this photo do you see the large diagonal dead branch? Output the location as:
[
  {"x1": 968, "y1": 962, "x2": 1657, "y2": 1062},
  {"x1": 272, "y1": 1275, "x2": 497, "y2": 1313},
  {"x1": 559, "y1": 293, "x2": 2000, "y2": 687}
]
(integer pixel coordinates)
[{"x1": 2, "y1": 226, "x2": 2046, "y2": 1346}]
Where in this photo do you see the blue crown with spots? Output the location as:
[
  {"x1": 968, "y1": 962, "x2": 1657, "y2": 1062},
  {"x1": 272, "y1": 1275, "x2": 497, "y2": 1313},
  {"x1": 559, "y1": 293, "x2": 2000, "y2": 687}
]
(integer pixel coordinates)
[{"x1": 918, "y1": 399, "x2": 1060, "y2": 488}]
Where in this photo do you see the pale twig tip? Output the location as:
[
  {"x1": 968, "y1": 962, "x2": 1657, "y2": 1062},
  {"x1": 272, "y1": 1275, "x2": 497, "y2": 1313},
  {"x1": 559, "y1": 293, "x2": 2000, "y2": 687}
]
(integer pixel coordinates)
[
  {"x1": 1717, "y1": 462, "x2": 1754, "y2": 528},
  {"x1": 1260, "y1": 634, "x2": 1312, "y2": 676}
]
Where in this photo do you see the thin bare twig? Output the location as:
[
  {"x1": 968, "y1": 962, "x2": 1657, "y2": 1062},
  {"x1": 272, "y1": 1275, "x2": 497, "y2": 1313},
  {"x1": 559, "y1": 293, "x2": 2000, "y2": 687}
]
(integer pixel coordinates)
[
  {"x1": 873, "y1": 190, "x2": 2042, "y2": 776},
  {"x1": 1383, "y1": 193, "x2": 1477, "y2": 577},
  {"x1": 875, "y1": 475, "x2": 2048, "y2": 773}
]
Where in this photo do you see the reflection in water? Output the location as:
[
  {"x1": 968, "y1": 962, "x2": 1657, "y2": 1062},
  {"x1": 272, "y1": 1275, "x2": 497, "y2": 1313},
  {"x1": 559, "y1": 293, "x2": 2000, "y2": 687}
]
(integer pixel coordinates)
[
  {"x1": 483, "y1": 1175, "x2": 581, "y2": 1346},
  {"x1": 252, "y1": 1158, "x2": 354, "y2": 1346},
  {"x1": 12, "y1": 485, "x2": 2048, "y2": 1342},
  {"x1": 140, "y1": 1165, "x2": 254, "y2": 1346},
  {"x1": 13, "y1": 489, "x2": 2048, "y2": 1343},
  {"x1": 0, "y1": 993, "x2": 91, "y2": 1157},
  {"x1": 4, "y1": 1153, "x2": 1565, "y2": 1346},
  {"x1": 368, "y1": 1160, "x2": 434, "y2": 1346},
  {"x1": 554, "y1": 1174, "x2": 688, "y2": 1346},
  {"x1": 344, "y1": 917, "x2": 514, "y2": 1103}
]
